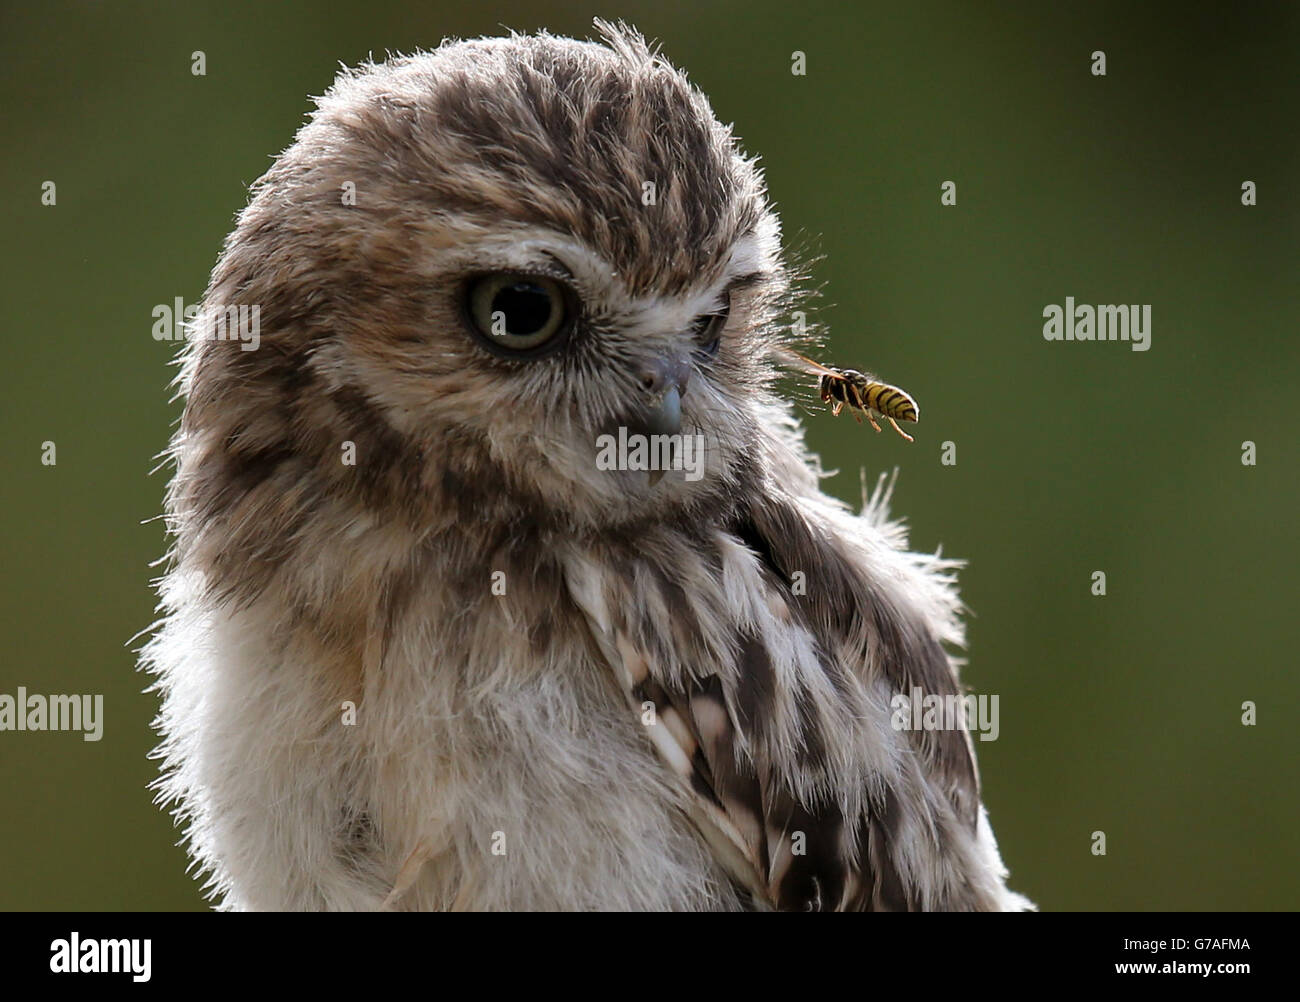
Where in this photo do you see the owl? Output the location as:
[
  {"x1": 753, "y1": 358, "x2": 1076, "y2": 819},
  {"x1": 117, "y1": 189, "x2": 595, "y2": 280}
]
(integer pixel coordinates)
[{"x1": 145, "y1": 21, "x2": 1032, "y2": 911}]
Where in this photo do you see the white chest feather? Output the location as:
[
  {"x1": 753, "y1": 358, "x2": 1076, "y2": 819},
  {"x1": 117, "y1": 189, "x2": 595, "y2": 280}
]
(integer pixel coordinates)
[{"x1": 151, "y1": 563, "x2": 744, "y2": 911}]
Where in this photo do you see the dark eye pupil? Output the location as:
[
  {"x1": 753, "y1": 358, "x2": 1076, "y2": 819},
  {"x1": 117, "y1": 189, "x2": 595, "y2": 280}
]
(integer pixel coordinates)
[{"x1": 493, "y1": 282, "x2": 552, "y2": 335}]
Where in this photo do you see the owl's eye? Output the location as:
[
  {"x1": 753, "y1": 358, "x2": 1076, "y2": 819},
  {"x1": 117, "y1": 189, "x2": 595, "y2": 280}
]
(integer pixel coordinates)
[
  {"x1": 466, "y1": 273, "x2": 571, "y2": 355},
  {"x1": 690, "y1": 291, "x2": 730, "y2": 357}
]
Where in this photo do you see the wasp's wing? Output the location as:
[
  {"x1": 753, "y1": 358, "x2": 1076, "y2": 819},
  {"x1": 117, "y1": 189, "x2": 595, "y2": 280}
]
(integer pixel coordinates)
[{"x1": 775, "y1": 347, "x2": 844, "y2": 380}]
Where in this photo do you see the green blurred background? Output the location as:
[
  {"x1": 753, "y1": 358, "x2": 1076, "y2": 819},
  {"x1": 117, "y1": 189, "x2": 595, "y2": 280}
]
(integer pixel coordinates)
[{"x1": 2, "y1": 1, "x2": 1296, "y2": 910}]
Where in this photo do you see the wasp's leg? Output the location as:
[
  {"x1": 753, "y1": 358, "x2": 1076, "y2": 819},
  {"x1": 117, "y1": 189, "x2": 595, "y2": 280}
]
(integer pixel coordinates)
[
  {"x1": 865, "y1": 409, "x2": 883, "y2": 433},
  {"x1": 844, "y1": 385, "x2": 871, "y2": 427},
  {"x1": 887, "y1": 416, "x2": 914, "y2": 442}
]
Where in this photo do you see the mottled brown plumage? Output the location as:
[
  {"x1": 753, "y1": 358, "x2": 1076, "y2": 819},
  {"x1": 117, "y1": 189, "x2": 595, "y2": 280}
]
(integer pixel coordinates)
[{"x1": 145, "y1": 21, "x2": 1030, "y2": 911}]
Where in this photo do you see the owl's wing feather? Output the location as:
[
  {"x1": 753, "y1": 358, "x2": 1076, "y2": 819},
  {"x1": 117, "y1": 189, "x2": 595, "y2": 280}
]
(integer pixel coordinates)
[
  {"x1": 609, "y1": 631, "x2": 773, "y2": 904},
  {"x1": 611, "y1": 625, "x2": 906, "y2": 911},
  {"x1": 565, "y1": 478, "x2": 1020, "y2": 911}
]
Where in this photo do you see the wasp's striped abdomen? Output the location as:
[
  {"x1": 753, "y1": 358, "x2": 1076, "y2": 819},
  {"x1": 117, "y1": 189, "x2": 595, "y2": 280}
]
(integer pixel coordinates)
[
  {"x1": 857, "y1": 380, "x2": 918, "y2": 422},
  {"x1": 820, "y1": 370, "x2": 919, "y2": 423}
]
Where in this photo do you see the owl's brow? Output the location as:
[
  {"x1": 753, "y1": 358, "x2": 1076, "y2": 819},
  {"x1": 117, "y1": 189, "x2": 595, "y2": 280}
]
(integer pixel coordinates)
[{"x1": 532, "y1": 247, "x2": 763, "y2": 299}]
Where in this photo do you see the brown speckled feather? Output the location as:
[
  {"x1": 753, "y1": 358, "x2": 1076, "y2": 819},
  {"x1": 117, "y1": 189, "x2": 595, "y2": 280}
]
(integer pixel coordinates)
[{"x1": 571, "y1": 481, "x2": 1007, "y2": 911}]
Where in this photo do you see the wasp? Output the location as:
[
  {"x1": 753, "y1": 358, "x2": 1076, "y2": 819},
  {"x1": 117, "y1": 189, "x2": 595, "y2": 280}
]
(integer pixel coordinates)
[{"x1": 782, "y1": 349, "x2": 919, "y2": 442}]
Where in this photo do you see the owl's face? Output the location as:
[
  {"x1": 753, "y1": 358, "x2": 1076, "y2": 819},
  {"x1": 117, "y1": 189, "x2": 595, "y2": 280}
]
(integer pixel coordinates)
[
  {"x1": 336, "y1": 212, "x2": 786, "y2": 530},
  {"x1": 183, "y1": 26, "x2": 793, "y2": 539}
]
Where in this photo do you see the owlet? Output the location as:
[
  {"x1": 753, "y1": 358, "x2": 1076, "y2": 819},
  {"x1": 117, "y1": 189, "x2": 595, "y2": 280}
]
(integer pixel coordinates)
[{"x1": 145, "y1": 21, "x2": 1031, "y2": 912}]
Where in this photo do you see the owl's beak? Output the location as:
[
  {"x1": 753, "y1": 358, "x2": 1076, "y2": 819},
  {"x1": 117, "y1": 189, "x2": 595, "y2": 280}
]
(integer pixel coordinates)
[
  {"x1": 641, "y1": 384, "x2": 682, "y2": 437},
  {"x1": 629, "y1": 355, "x2": 691, "y2": 487},
  {"x1": 636, "y1": 355, "x2": 690, "y2": 437}
]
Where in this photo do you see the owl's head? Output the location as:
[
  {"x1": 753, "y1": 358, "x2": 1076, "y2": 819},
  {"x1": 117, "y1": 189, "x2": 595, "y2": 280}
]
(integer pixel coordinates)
[{"x1": 179, "y1": 22, "x2": 803, "y2": 548}]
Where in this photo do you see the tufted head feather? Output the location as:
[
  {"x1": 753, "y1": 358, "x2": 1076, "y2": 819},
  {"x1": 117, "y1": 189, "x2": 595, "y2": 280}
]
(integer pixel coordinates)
[{"x1": 171, "y1": 21, "x2": 810, "y2": 610}]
